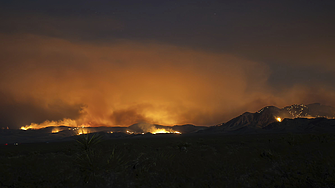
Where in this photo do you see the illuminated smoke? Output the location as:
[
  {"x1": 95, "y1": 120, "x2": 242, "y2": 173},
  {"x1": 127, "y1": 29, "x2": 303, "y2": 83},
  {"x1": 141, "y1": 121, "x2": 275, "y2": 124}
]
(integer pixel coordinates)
[
  {"x1": 1, "y1": 34, "x2": 335, "y2": 129},
  {"x1": 127, "y1": 122, "x2": 181, "y2": 134},
  {"x1": 21, "y1": 118, "x2": 83, "y2": 130}
]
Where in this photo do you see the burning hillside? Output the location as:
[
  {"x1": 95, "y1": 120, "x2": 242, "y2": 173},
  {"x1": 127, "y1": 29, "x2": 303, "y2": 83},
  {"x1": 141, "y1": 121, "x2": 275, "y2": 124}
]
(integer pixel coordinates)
[
  {"x1": 210, "y1": 103, "x2": 335, "y2": 132},
  {"x1": 19, "y1": 118, "x2": 92, "y2": 135},
  {"x1": 272, "y1": 103, "x2": 335, "y2": 122},
  {"x1": 17, "y1": 103, "x2": 335, "y2": 136},
  {"x1": 126, "y1": 122, "x2": 181, "y2": 134},
  {"x1": 20, "y1": 118, "x2": 81, "y2": 130},
  {"x1": 20, "y1": 120, "x2": 181, "y2": 135}
]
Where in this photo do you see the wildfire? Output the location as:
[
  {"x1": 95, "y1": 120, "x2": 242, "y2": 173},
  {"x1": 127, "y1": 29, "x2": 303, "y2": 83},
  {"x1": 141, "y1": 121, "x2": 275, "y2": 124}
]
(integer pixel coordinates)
[
  {"x1": 21, "y1": 127, "x2": 28, "y2": 130},
  {"x1": 276, "y1": 117, "x2": 282, "y2": 122},
  {"x1": 274, "y1": 115, "x2": 334, "y2": 122},
  {"x1": 20, "y1": 118, "x2": 79, "y2": 130},
  {"x1": 151, "y1": 128, "x2": 168, "y2": 134},
  {"x1": 20, "y1": 118, "x2": 182, "y2": 136},
  {"x1": 125, "y1": 127, "x2": 181, "y2": 135},
  {"x1": 74, "y1": 127, "x2": 90, "y2": 135},
  {"x1": 126, "y1": 130, "x2": 134, "y2": 134},
  {"x1": 52, "y1": 128, "x2": 60, "y2": 133},
  {"x1": 151, "y1": 128, "x2": 179, "y2": 134},
  {"x1": 19, "y1": 118, "x2": 94, "y2": 135}
]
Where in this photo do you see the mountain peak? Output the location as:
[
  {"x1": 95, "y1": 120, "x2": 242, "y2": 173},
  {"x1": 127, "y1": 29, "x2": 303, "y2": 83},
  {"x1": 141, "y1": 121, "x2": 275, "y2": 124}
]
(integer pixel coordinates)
[{"x1": 218, "y1": 103, "x2": 335, "y2": 132}]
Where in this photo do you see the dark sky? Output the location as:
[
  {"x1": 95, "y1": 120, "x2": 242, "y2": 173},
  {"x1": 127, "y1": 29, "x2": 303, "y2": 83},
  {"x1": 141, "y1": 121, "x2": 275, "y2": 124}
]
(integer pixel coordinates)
[{"x1": 1, "y1": 0, "x2": 335, "y2": 129}]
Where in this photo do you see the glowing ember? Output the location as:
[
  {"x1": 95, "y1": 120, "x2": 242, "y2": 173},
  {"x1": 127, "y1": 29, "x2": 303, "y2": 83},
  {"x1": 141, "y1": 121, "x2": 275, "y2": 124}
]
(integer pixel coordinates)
[
  {"x1": 20, "y1": 127, "x2": 28, "y2": 131},
  {"x1": 151, "y1": 128, "x2": 181, "y2": 134},
  {"x1": 76, "y1": 128, "x2": 89, "y2": 135},
  {"x1": 152, "y1": 128, "x2": 171, "y2": 134},
  {"x1": 52, "y1": 128, "x2": 60, "y2": 133},
  {"x1": 125, "y1": 127, "x2": 181, "y2": 135},
  {"x1": 126, "y1": 130, "x2": 134, "y2": 134},
  {"x1": 276, "y1": 117, "x2": 282, "y2": 122}
]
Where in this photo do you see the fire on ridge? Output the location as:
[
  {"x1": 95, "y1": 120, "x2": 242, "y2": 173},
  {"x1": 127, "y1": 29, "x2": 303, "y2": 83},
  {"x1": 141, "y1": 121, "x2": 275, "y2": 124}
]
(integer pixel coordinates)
[
  {"x1": 276, "y1": 117, "x2": 282, "y2": 122},
  {"x1": 20, "y1": 119, "x2": 182, "y2": 135},
  {"x1": 19, "y1": 103, "x2": 335, "y2": 135},
  {"x1": 273, "y1": 104, "x2": 335, "y2": 123},
  {"x1": 126, "y1": 128, "x2": 181, "y2": 135}
]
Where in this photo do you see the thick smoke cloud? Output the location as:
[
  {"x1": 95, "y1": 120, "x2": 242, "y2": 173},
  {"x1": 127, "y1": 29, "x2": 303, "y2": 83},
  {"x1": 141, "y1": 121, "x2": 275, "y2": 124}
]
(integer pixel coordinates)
[
  {"x1": 0, "y1": 92, "x2": 82, "y2": 129},
  {"x1": 1, "y1": 33, "x2": 335, "y2": 129}
]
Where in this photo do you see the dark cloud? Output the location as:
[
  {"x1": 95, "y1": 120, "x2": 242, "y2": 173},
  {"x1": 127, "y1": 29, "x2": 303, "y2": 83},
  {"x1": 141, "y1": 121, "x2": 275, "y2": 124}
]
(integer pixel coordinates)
[{"x1": 0, "y1": 13, "x2": 123, "y2": 41}]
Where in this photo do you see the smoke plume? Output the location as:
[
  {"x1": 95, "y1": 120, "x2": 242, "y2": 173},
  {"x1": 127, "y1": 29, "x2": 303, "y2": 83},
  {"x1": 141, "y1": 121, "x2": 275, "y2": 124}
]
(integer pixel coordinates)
[{"x1": 1, "y1": 33, "x2": 335, "y2": 129}]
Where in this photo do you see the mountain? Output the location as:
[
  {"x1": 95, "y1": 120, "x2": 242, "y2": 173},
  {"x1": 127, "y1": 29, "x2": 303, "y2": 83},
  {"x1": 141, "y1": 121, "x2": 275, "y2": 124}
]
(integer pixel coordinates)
[
  {"x1": 171, "y1": 124, "x2": 207, "y2": 133},
  {"x1": 2, "y1": 103, "x2": 335, "y2": 144},
  {"x1": 202, "y1": 103, "x2": 335, "y2": 133},
  {"x1": 0, "y1": 123, "x2": 205, "y2": 144}
]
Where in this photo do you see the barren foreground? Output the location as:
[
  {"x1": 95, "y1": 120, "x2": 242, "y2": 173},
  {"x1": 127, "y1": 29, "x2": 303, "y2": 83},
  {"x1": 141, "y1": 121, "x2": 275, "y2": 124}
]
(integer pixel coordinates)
[{"x1": 1, "y1": 132, "x2": 334, "y2": 188}]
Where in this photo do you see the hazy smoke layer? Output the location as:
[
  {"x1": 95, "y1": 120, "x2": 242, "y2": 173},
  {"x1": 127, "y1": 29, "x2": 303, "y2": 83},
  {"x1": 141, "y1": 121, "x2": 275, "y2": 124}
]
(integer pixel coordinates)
[{"x1": 1, "y1": 34, "x2": 335, "y2": 129}]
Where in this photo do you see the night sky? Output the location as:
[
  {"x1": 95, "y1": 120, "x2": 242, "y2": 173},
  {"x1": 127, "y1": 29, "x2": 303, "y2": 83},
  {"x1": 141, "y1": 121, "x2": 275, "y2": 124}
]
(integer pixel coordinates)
[{"x1": 1, "y1": 0, "x2": 335, "y2": 129}]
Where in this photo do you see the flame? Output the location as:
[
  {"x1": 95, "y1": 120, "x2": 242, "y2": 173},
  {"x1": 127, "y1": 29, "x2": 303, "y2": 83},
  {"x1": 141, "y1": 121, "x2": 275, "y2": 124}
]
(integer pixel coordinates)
[
  {"x1": 21, "y1": 127, "x2": 28, "y2": 130},
  {"x1": 20, "y1": 118, "x2": 93, "y2": 135},
  {"x1": 20, "y1": 116, "x2": 183, "y2": 135},
  {"x1": 151, "y1": 128, "x2": 172, "y2": 134},
  {"x1": 76, "y1": 128, "x2": 89, "y2": 135},
  {"x1": 19, "y1": 118, "x2": 92, "y2": 130},
  {"x1": 125, "y1": 127, "x2": 182, "y2": 135},
  {"x1": 274, "y1": 115, "x2": 335, "y2": 123},
  {"x1": 52, "y1": 128, "x2": 60, "y2": 133},
  {"x1": 276, "y1": 117, "x2": 282, "y2": 122},
  {"x1": 126, "y1": 130, "x2": 134, "y2": 134},
  {"x1": 150, "y1": 128, "x2": 181, "y2": 134}
]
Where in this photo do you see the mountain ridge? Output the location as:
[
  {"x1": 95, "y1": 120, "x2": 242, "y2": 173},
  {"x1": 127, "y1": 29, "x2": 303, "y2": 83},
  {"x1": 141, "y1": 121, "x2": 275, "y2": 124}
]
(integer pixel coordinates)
[
  {"x1": 202, "y1": 103, "x2": 335, "y2": 134},
  {"x1": 2, "y1": 103, "x2": 335, "y2": 143}
]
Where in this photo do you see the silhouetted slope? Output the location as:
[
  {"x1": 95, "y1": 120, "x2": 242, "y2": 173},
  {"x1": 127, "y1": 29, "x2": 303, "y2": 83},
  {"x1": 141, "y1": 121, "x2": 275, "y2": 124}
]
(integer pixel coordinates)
[
  {"x1": 218, "y1": 106, "x2": 288, "y2": 131},
  {"x1": 264, "y1": 118, "x2": 335, "y2": 133},
  {"x1": 172, "y1": 124, "x2": 207, "y2": 133},
  {"x1": 203, "y1": 103, "x2": 335, "y2": 133},
  {"x1": 128, "y1": 123, "x2": 206, "y2": 134}
]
